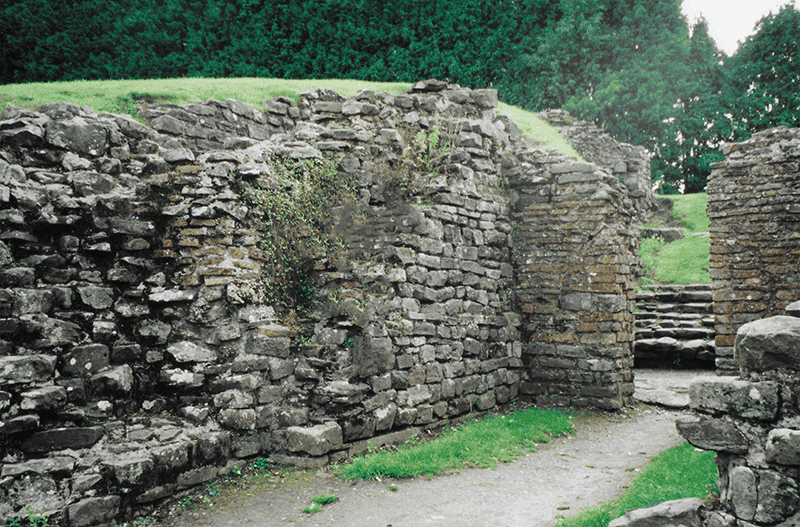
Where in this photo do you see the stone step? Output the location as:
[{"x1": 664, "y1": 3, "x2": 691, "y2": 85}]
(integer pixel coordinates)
[
  {"x1": 634, "y1": 336, "x2": 716, "y2": 365},
  {"x1": 637, "y1": 302, "x2": 713, "y2": 314},
  {"x1": 636, "y1": 327, "x2": 715, "y2": 340}
]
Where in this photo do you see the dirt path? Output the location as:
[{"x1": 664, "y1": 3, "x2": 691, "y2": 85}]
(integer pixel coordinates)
[{"x1": 161, "y1": 405, "x2": 686, "y2": 527}]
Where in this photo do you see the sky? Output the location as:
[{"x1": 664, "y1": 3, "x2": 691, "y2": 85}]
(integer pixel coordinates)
[{"x1": 680, "y1": 0, "x2": 795, "y2": 55}]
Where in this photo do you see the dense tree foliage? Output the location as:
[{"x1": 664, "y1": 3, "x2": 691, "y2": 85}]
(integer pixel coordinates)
[{"x1": 2, "y1": 0, "x2": 798, "y2": 193}]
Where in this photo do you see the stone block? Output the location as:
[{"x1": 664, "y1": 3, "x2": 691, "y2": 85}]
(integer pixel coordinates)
[
  {"x1": 735, "y1": 316, "x2": 800, "y2": 373},
  {"x1": 67, "y1": 496, "x2": 120, "y2": 527},
  {"x1": 766, "y1": 429, "x2": 800, "y2": 465},
  {"x1": 0, "y1": 354, "x2": 57, "y2": 385},
  {"x1": 166, "y1": 340, "x2": 217, "y2": 363},
  {"x1": 689, "y1": 378, "x2": 779, "y2": 420},
  {"x1": 102, "y1": 452, "x2": 155, "y2": 487},
  {"x1": 19, "y1": 385, "x2": 67, "y2": 411},
  {"x1": 21, "y1": 426, "x2": 105, "y2": 453},
  {"x1": 352, "y1": 335, "x2": 395, "y2": 378},
  {"x1": 286, "y1": 422, "x2": 343, "y2": 456},
  {"x1": 61, "y1": 343, "x2": 110, "y2": 377},
  {"x1": 675, "y1": 415, "x2": 748, "y2": 454},
  {"x1": 90, "y1": 364, "x2": 134, "y2": 395},
  {"x1": 46, "y1": 117, "x2": 107, "y2": 157},
  {"x1": 608, "y1": 498, "x2": 704, "y2": 527}
]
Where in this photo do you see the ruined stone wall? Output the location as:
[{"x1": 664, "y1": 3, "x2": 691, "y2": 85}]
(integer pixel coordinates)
[
  {"x1": 509, "y1": 155, "x2": 638, "y2": 409},
  {"x1": 537, "y1": 109, "x2": 656, "y2": 222},
  {"x1": 676, "y1": 314, "x2": 800, "y2": 527},
  {"x1": 707, "y1": 127, "x2": 800, "y2": 375},
  {"x1": 0, "y1": 80, "x2": 642, "y2": 525}
]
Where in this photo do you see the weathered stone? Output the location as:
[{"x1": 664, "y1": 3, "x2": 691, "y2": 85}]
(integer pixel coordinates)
[
  {"x1": 766, "y1": 429, "x2": 800, "y2": 466},
  {"x1": 608, "y1": 498, "x2": 704, "y2": 527},
  {"x1": 218, "y1": 408, "x2": 257, "y2": 430},
  {"x1": 351, "y1": 335, "x2": 395, "y2": 378},
  {"x1": 166, "y1": 340, "x2": 217, "y2": 363},
  {"x1": 91, "y1": 364, "x2": 134, "y2": 395},
  {"x1": 19, "y1": 385, "x2": 67, "y2": 411},
  {"x1": 689, "y1": 378, "x2": 779, "y2": 421},
  {"x1": 1, "y1": 457, "x2": 75, "y2": 478},
  {"x1": 675, "y1": 415, "x2": 748, "y2": 454},
  {"x1": 286, "y1": 422, "x2": 343, "y2": 456},
  {"x1": 70, "y1": 170, "x2": 115, "y2": 196},
  {"x1": 177, "y1": 466, "x2": 219, "y2": 488},
  {"x1": 62, "y1": 343, "x2": 110, "y2": 376},
  {"x1": 45, "y1": 117, "x2": 107, "y2": 156},
  {"x1": 159, "y1": 368, "x2": 205, "y2": 388},
  {"x1": 735, "y1": 316, "x2": 800, "y2": 373},
  {"x1": 67, "y1": 495, "x2": 120, "y2": 527},
  {"x1": 21, "y1": 426, "x2": 105, "y2": 453},
  {"x1": 0, "y1": 354, "x2": 57, "y2": 385},
  {"x1": 0, "y1": 414, "x2": 40, "y2": 434},
  {"x1": 102, "y1": 451, "x2": 155, "y2": 487},
  {"x1": 77, "y1": 286, "x2": 114, "y2": 310}
]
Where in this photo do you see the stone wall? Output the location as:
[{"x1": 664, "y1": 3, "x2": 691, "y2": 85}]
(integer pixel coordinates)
[
  {"x1": 538, "y1": 109, "x2": 656, "y2": 222},
  {"x1": 674, "y1": 314, "x2": 800, "y2": 527},
  {"x1": 707, "y1": 127, "x2": 800, "y2": 375},
  {"x1": 509, "y1": 155, "x2": 638, "y2": 409},
  {"x1": 0, "y1": 80, "x2": 646, "y2": 525}
]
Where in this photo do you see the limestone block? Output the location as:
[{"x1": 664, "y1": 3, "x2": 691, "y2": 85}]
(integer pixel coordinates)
[
  {"x1": 77, "y1": 286, "x2": 114, "y2": 310},
  {"x1": 177, "y1": 465, "x2": 219, "y2": 488},
  {"x1": 19, "y1": 385, "x2": 67, "y2": 411},
  {"x1": 195, "y1": 431, "x2": 231, "y2": 464},
  {"x1": 689, "y1": 378, "x2": 779, "y2": 420},
  {"x1": 166, "y1": 340, "x2": 217, "y2": 363},
  {"x1": 1, "y1": 457, "x2": 75, "y2": 479},
  {"x1": 608, "y1": 498, "x2": 704, "y2": 527},
  {"x1": 12, "y1": 288, "x2": 54, "y2": 315},
  {"x1": 21, "y1": 426, "x2": 105, "y2": 453},
  {"x1": 735, "y1": 316, "x2": 800, "y2": 373},
  {"x1": 0, "y1": 354, "x2": 57, "y2": 385},
  {"x1": 102, "y1": 452, "x2": 155, "y2": 487},
  {"x1": 766, "y1": 429, "x2": 800, "y2": 465},
  {"x1": 218, "y1": 408, "x2": 257, "y2": 430},
  {"x1": 286, "y1": 422, "x2": 343, "y2": 456},
  {"x1": 213, "y1": 389, "x2": 255, "y2": 409},
  {"x1": 159, "y1": 368, "x2": 205, "y2": 388},
  {"x1": 90, "y1": 364, "x2": 134, "y2": 395},
  {"x1": 352, "y1": 335, "x2": 395, "y2": 378},
  {"x1": 0, "y1": 118, "x2": 47, "y2": 148},
  {"x1": 675, "y1": 415, "x2": 748, "y2": 453},
  {"x1": 62, "y1": 343, "x2": 110, "y2": 377},
  {"x1": 0, "y1": 414, "x2": 40, "y2": 434}
]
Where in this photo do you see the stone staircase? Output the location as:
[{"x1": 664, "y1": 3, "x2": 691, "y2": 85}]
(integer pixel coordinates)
[{"x1": 634, "y1": 283, "x2": 716, "y2": 369}]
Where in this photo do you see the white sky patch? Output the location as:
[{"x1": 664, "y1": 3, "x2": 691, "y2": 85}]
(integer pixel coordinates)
[{"x1": 681, "y1": 0, "x2": 795, "y2": 55}]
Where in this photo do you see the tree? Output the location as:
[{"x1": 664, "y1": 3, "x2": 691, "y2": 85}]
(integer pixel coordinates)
[{"x1": 725, "y1": 3, "x2": 800, "y2": 135}]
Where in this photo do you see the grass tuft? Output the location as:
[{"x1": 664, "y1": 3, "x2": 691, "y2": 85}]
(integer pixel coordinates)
[
  {"x1": 555, "y1": 442, "x2": 718, "y2": 527},
  {"x1": 337, "y1": 407, "x2": 574, "y2": 480}
]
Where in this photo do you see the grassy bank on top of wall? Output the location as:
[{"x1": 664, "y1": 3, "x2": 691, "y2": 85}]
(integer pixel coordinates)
[{"x1": 0, "y1": 77, "x2": 583, "y2": 160}]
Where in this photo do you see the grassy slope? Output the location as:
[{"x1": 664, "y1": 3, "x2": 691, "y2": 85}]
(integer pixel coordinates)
[
  {"x1": 644, "y1": 193, "x2": 711, "y2": 285},
  {"x1": 0, "y1": 77, "x2": 582, "y2": 159}
]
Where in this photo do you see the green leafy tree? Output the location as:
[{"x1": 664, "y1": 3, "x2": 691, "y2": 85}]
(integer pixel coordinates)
[{"x1": 725, "y1": 3, "x2": 800, "y2": 134}]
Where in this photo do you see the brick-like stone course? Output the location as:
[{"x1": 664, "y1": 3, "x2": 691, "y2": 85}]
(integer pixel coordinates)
[{"x1": 707, "y1": 127, "x2": 800, "y2": 374}]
